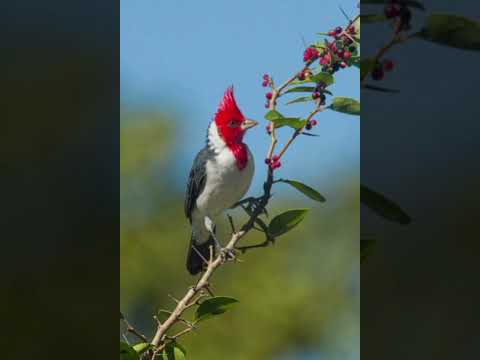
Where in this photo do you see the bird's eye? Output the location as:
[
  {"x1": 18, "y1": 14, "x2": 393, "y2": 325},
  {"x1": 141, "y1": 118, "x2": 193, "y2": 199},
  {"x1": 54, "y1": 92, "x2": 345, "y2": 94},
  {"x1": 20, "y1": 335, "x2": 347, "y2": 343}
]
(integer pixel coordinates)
[{"x1": 229, "y1": 120, "x2": 238, "y2": 128}]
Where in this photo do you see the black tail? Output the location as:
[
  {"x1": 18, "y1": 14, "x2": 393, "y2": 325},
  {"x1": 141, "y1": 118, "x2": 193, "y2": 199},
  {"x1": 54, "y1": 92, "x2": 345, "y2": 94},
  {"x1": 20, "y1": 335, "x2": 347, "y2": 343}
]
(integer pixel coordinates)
[{"x1": 186, "y1": 233, "x2": 216, "y2": 275}]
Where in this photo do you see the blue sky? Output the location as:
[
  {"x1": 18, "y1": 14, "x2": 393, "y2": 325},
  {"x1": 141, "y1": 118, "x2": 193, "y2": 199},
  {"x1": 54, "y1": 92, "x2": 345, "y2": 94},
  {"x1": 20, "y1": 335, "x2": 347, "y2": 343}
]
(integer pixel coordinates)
[{"x1": 121, "y1": 0, "x2": 359, "y2": 198}]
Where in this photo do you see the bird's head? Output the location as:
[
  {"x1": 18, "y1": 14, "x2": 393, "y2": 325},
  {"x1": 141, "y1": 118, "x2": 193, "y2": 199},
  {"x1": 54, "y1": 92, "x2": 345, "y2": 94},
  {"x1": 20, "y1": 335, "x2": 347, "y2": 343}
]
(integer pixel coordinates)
[{"x1": 214, "y1": 87, "x2": 258, "y2": 145}]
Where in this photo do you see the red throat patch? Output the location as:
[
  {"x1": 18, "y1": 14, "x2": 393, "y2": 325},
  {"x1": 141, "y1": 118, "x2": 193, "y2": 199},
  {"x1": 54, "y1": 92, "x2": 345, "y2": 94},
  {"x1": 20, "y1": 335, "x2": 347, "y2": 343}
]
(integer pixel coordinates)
[{"x1": 229, "y1": 143, "x2": 249, "y2": 170}]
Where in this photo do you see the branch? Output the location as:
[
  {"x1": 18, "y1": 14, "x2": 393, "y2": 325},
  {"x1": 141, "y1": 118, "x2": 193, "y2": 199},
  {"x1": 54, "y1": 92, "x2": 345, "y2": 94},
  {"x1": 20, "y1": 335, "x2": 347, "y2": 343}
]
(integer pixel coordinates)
[
  {"x1": 146, "y1": 13, "x2": 358, "y2": 357},
  {"x1": 121, "y1": 311, "x2": 148, "y2": 343},
  {"x1": 277, "y1": 103, "x2": 324, "y2": 161},
  {"x1": 149, "y1": 171, "x2": 274, "y2": 357},
  {"x1": 266, "y1": 60, "x2": 315, "y2": 160}
]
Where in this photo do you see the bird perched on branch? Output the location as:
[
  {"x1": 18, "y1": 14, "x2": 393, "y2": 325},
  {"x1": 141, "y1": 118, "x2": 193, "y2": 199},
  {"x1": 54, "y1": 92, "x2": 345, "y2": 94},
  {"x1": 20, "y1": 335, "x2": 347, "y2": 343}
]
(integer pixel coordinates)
[{"x1": 184, "y1": 87, "x2": 258, "y2": 275}]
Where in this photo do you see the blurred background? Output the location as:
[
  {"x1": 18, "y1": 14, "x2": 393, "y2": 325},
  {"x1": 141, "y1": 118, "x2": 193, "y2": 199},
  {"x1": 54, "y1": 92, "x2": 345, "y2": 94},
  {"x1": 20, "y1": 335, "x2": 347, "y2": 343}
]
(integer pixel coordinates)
[
  {"x1": 361, "y1": 1, "x2": 480, "y2": 359},
  {"x1": 121, "y1": 1, "x2": 359, "y2": 359}
]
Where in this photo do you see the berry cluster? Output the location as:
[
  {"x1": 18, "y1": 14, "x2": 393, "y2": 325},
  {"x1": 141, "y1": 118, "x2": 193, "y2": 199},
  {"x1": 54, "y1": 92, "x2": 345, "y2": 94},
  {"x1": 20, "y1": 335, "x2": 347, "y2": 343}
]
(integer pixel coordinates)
[
  {"x1": 265, "y1": 155, "x2": 281, "y2": 170},
  {"x1": 371, "y1": 59, "x2": 395, "y2": 81},
  {"x1": 262, "y1": 74, "x2": 273, "y2": 108},
  {"x1": 384, "y1": 0, "x2": 412, "y2": 31},
  {"x1": 260, "y1": 18, "x2": 359, "y2": 173},
  {"x1": 311, "y1": 23, "x2": 358, "y2": 75}
]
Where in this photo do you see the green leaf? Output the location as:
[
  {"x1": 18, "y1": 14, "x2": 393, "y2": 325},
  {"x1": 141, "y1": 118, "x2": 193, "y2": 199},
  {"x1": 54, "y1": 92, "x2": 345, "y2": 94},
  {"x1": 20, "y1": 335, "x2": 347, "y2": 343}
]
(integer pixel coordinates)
[
  {"x1": 278, "y1": 179, "x2": 326, "y2": 202},
  {"x1": 329, "y1": 97, "x2": 360, "y2": 116},
  {"x1": 417, "y1": 14, "x2": 480, "y2": 51},
  {"x1": 310, "y1": 72, "x2": 335, "y2": 86},
  {"x1": 313, "y1": 42, "x2": 327, "y2": 51},
  {"x1": 195, "y1": 296, "x2": 239, "y2": 322},
  {"x1": 361, "y1": 14, "x2": 387, "y2": 23},
  {"x1": 364, "y1": 84, "x2": 400, "y2": 93},
  {"x1": 120, "y1": 342, "x2": 140, "y2": 360},
  {"x1": 264, "y1": 110, "x2": 283, "y2": 121},
  {"x1": 284, "y1": 86, "x2": 332, "y2": 95},
  {"x1": 292, "y1": 72, "x2": 335, "y2": 86},
  {"x1": 286, "y1": 96, "x2": 314, "y2": 105},
  {"x1": 349, "y1": 55, "x2": 361, "y2": 68},
  {"x1": 161, "y1": 342, "x2": 186, "y2": 360},
  {"x1": 284, "y1": 86, "x2": 315, "y2": 94},
  {"x1": 361, "y1": 185, "x2": 411, "y2": 224},
  {"x1": 133, "y1": 343, "x2": 153, "y2": 354},
  {"x1": 362, "y1": 0, "x2": 425, "y2": 10},
  {"x1": 265, "y1": 109, "x2": 307, "y2": 129},
  {"x1": 268, "y1": 209, "x2": 309, "y2": 237},
  {"x1": 271, "y1": 117, "x2": 307, "y2": 130},
  {"x1": 361, "y1": 239, "x2": 377, "y2": 263},
  {"x1": 360, "y1": 58, "x2": 376, "y2": 81}
]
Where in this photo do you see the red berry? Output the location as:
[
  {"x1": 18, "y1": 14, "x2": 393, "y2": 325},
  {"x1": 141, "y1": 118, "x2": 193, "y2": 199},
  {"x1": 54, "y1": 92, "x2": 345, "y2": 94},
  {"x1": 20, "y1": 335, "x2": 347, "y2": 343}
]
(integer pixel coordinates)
[
  {"x1": 303, "y1": 47, "x2": 319, "y2": 62},
  {"x1": 348, "y1": 26, "x2": 356, "y2": 34},
  {"x1": 320, "y1": 53, "x2": 331, "y2": 66},
  {"x1": 272, "y1": 155, "x2": 280, "y2": 162},
  {"x1": 312, "y1": 91, "x2": 321, "y2": 100},
  {"x1": 328, "y1": 30, "x2": 336, "y2": 37},
  {"x1": 311, "y1": 119, "x2": 318, "y2": 126},
  {"x1": 266, "y1": 123, "x2": 273, "y2": 134},
  {"x1": 266, "y1": 92, "x2": 273, "y2": 100},
  {"x1": 271, "y1": 160, "x2": 281, "y2": 169},
  {"x1": 383, "y1": 59, "x2": 395, "y2": 72},
  {"x1": 343, "y1": 51, "x2": 351, "y2": 60}
]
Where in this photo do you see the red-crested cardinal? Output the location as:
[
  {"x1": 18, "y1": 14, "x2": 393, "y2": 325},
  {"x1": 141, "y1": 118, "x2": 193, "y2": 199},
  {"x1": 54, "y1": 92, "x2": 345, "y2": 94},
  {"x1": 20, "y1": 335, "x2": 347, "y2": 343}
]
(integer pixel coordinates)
[{"x1": 184, "y1": 87, "x2": 258, "y2": 275}]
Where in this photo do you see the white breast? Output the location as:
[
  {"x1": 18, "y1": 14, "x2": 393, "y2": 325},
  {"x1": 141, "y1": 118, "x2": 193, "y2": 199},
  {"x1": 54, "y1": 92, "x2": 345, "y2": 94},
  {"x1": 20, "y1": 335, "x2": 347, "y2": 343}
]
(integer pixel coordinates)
[{"x1": 195, "y1": 123, "x2": 255, "y2": 216}]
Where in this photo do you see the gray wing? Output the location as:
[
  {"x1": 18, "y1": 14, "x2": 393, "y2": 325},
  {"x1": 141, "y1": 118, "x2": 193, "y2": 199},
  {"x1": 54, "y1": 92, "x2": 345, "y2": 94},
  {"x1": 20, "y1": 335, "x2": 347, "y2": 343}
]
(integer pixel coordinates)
[{"x1": 184, "y1": 147, "x2": 210, "y2": 222}]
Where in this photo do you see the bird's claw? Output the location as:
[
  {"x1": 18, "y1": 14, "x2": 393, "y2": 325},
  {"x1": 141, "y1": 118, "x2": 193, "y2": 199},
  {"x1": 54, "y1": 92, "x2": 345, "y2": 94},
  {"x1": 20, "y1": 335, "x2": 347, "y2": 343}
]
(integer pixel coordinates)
[
  {"x1": 244, "y1": 197, "x2": 265, "y2": 214},
  {"x1": 219, "y1": 247, "x2": 237, "y2": 262}
]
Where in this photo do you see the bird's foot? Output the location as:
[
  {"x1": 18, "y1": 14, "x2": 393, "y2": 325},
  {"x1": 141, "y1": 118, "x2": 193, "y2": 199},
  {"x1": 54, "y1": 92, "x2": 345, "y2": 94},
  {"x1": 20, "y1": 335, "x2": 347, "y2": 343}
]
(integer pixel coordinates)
[
  {"x1": 244, "y1": 197, "x2": 268, "y2": 217},
  {"x1": 233, "y1": 196, "x2": 264, "y2": 211},
  {"x1": 219, "y1": 247, "x2": 237, "y2": 262}
]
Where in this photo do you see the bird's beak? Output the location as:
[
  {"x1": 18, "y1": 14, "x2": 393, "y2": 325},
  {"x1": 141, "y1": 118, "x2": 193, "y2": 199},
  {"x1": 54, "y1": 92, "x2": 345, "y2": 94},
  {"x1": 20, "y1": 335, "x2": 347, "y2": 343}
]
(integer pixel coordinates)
[{"x1": 241, "y1": 118, "x2": 258, "y2": 130}]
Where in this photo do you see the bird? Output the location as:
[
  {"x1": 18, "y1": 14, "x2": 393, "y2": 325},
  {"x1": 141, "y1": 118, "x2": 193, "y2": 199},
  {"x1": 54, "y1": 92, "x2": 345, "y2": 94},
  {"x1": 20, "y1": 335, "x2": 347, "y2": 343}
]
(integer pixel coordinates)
[{"x1": 184, "y1": 87, "x2": 258, "y2": 275}]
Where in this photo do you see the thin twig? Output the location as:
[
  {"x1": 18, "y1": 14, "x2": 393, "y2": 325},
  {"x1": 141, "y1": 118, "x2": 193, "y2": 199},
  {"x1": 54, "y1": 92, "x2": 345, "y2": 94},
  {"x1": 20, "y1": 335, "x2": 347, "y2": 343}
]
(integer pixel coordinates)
[
  {"x1": 121, "y1": 313, "x2": 148, "y2": 343},
  {"x1": 171, "y1": 327, "x2": 195, "y2": 340},
  {"x1": 277, "y1": 104, "x2": 323, "y2": 160},
  {"x1": 149, "y1": 172, "x2": 274, "y2": 358},
  {"x1": 227, "y1": 214, "x2": 236, "y2": 234}
]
